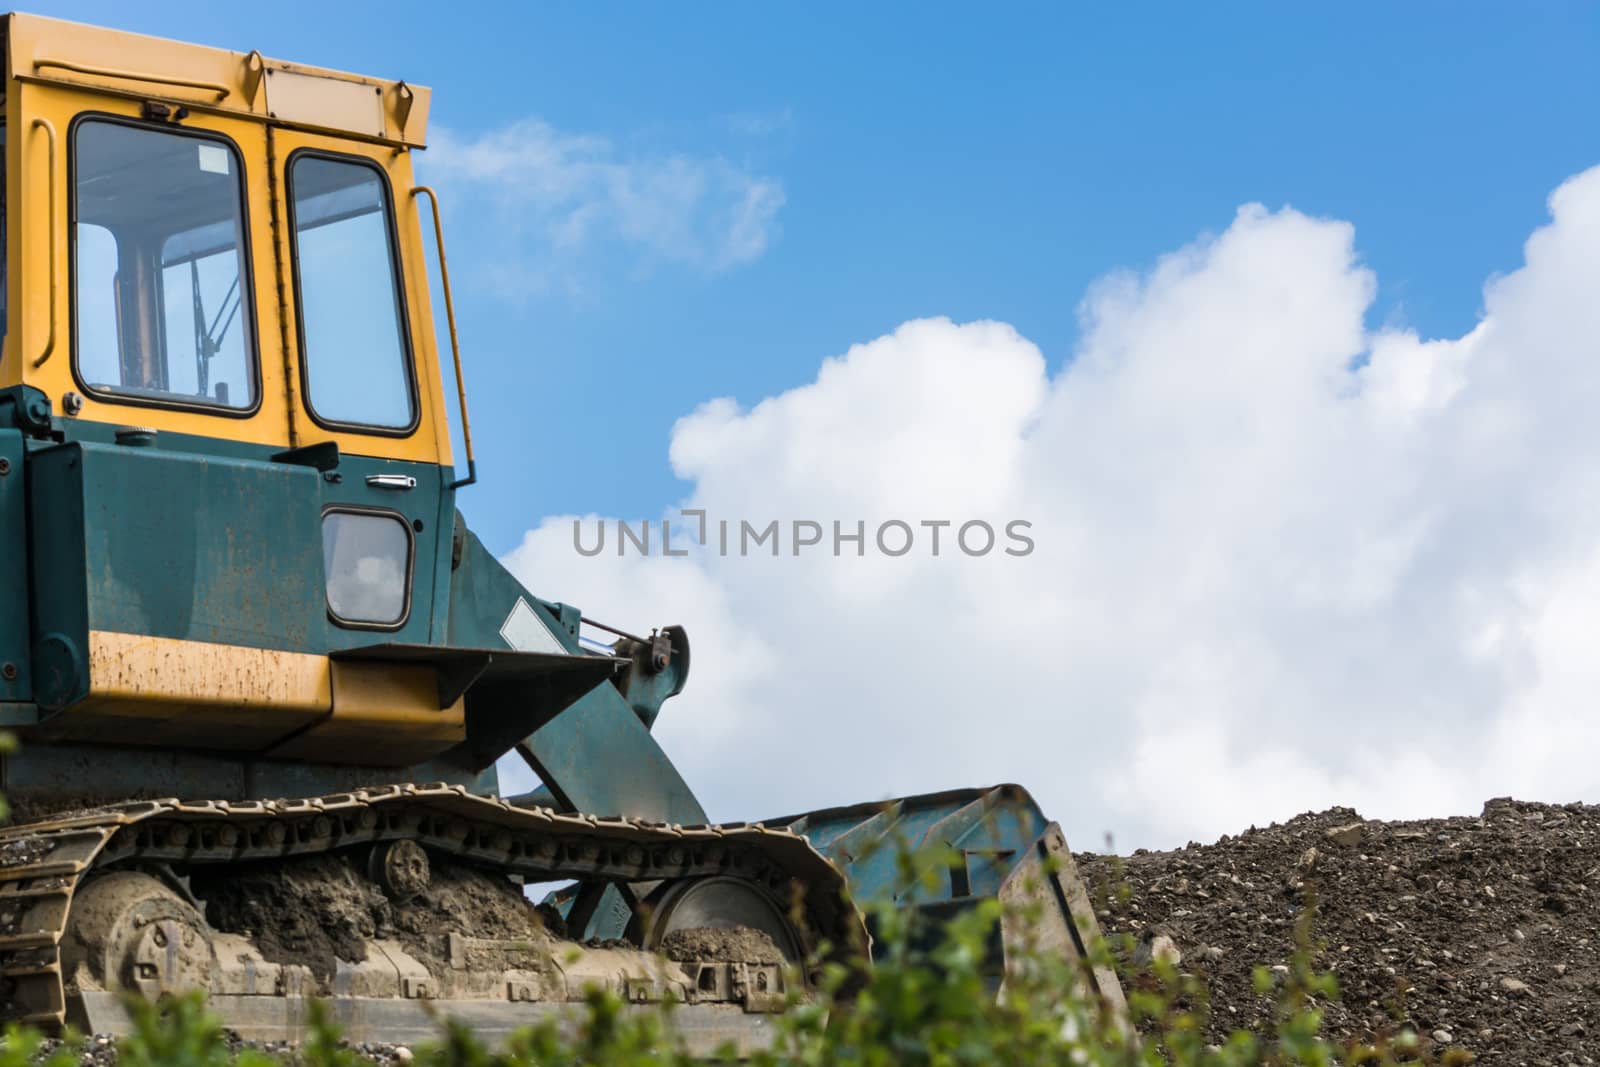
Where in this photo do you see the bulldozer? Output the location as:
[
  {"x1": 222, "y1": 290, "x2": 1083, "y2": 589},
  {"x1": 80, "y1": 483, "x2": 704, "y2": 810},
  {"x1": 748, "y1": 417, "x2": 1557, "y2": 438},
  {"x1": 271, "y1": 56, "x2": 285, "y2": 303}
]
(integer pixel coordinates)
[{"x1": 0, "y1": 12, "x2": 1122, "y2": 1051}]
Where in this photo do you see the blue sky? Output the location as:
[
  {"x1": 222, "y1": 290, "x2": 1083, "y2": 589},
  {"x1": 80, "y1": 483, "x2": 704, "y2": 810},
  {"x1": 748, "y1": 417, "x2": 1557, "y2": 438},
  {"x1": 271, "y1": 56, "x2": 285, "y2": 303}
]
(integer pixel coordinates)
[
  {"x1": 39, "y1": 3, "x2": 1600, "y2": 843},
  {"x1": 46, "y1": 1, "x2": 1600, "y2": 552}
]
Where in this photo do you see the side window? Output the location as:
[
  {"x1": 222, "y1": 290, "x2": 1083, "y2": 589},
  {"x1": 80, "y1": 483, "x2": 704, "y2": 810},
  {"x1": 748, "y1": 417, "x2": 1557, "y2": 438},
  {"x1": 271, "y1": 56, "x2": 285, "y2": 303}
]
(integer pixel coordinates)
[
  {"x1": 71, "y1": 119, "x2": 258, "y2": 411},
  {"x1": 322, "y1": 509, "x2": 413, "y2": 628},
  {"x1": 75, "y1": 224, "x2": 120, "y2": 386},
  {"x1": 288, "y1": 154, "x2": 416, "y2": 431}
]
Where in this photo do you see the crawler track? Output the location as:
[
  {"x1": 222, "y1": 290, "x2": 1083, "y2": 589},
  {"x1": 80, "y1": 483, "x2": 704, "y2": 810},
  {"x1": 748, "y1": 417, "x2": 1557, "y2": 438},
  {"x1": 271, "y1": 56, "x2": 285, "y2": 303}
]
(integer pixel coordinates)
[{"x1": 0, "y1": 784, "x2": 867, "y2": 1041}]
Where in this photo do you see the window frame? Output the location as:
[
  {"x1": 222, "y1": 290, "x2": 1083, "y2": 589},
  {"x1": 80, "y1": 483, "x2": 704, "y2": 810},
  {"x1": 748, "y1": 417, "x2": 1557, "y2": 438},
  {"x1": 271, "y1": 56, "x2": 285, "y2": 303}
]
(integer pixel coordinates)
[
  {"x1": 66, "y1": 112, "x2": 264, "y2": 419},
  {"x1": 320, "y1": 504, "x2": 416, "y2": 632},
  {"x1": 285, "y1": 148, "x2": 421, "y2": 438}
]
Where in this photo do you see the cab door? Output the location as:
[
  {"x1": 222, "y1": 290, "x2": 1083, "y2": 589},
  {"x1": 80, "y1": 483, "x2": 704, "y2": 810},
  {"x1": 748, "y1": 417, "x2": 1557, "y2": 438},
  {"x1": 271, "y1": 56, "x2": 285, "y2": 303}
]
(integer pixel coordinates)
[
  {"x1": 266, "y1": 125, "x2": 456, "y2": 650},
  {"x1": 16, "y1": 81, "x2": 294, "y2": 444}
]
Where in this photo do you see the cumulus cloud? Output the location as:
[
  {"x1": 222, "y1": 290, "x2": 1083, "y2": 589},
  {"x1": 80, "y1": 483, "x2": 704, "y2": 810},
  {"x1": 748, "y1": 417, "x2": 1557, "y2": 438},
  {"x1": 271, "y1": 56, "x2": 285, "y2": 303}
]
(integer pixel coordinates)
[
  {"x1": 425, "y1": 118, "x2": 783, "y2": 296},
  {"x1": 503, "y1": 166, "x2": 1600, "y2": 851}
]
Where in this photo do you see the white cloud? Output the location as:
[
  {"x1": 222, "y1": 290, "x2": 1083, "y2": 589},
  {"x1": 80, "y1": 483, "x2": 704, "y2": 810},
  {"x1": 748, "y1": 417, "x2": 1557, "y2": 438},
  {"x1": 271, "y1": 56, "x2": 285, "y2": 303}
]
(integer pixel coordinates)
[
  {"x1": 425, "y1": 118, "x2": 783, "y2": 297},
  {"x1": 503, "y1": 166, "x2": 1600, "y2": 851}
]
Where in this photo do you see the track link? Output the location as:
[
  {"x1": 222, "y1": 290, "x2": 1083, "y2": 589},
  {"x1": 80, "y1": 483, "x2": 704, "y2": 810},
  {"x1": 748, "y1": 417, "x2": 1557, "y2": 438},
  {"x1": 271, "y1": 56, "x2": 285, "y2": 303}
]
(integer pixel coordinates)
[{"x1": 0, "y1": 784, "x2": 867, "y2": 1029}]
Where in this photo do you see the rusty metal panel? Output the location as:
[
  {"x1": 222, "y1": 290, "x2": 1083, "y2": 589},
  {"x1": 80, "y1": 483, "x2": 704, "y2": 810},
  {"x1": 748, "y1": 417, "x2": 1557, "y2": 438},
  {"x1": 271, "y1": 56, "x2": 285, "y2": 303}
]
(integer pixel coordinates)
[
  {"x1": 997, "y1": 824, "x2": 1128, "y2": 1019},
  {"x1": 85, "y1": 630, "x2": 331, "y2": 712},
  {"x1": 31, "y1": 631, "x2": 331, "y2": 751}
]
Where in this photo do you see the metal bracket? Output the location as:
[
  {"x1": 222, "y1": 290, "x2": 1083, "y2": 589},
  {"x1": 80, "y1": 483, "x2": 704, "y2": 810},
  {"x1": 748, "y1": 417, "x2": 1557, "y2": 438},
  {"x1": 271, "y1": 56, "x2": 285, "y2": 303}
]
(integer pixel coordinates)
[
  {"x1": 241, "y1": 51, "x2": 265, "y2": 104},
  {"x1": 394, "y1": 81, "x2": 416, "y2": 133},
  {"x1": 271, "y1": 441, "x2": 340, "y2": 472}
]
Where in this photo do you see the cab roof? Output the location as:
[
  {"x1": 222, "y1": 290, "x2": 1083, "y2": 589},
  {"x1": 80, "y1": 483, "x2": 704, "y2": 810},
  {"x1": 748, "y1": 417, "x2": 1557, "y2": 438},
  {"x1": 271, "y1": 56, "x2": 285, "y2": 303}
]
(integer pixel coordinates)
[{"x1": 3, "y1": 11, "x2": 431, "y2": 148}]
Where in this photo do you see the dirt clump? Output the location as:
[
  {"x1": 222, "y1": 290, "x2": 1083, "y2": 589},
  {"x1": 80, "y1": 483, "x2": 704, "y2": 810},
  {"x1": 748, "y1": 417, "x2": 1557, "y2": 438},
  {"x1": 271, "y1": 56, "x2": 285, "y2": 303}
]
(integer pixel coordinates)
[
  {"x1": 0, "y1": 836, "x2": 52, "y2": 869},
  {"x1": 385, "y1": 861, "x2": 548, "y2": 973},
  {"x1": 197, "y1": 853, "x2": 385, "y2": 981},
  {"x1": 1078, "y1": 797, "x2": 1600, "y2": 1062},
  {"x1": 197, "y1": 850, "x2": 551, "y2": 982},
  {"x1": 661, "y1": 926, "x2": 785, "y2": 964}
]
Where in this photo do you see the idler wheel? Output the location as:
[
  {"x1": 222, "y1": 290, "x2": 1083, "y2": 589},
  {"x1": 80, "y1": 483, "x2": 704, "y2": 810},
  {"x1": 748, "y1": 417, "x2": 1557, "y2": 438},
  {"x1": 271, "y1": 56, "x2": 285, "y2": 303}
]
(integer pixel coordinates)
[
  {"x1": 62, "y1": 870, "x2": 216, "y2": 1000},
  {"x1": 639, "y1": 875, "x2": 801, "y2": 962},
  {"x1": 367, "y1": 840, "x2": 430, "y2": 901}
]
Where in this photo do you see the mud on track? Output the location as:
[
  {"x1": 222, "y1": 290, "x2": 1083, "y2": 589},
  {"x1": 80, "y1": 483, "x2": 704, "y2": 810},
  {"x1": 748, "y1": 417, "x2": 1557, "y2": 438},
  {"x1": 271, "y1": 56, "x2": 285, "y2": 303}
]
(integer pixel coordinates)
[{"x1": 196, "y1": 852, "x2": 548, "y2": 981}]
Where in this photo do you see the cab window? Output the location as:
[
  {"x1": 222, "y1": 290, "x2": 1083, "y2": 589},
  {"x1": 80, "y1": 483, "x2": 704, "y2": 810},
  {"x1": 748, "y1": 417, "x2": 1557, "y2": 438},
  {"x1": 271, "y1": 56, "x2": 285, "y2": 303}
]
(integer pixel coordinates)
[
  {"x1": 288, "y1": 154, "x2": 416, "y2": 432},
  {"x1": 71, "y1": 119, "x2": 258, "y2": 411}
]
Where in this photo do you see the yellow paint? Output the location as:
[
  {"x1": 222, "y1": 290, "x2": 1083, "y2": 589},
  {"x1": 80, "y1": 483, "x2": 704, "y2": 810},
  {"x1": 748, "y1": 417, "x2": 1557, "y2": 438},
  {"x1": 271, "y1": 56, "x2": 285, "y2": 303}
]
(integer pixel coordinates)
[
  {"x1": 1, "y1": 14, "x2": 455, "y2": 469},
  {"x1": 266, "y1": 660, "x2": 466, "y2": 766},
  {"x1": 30, "y1": 630, "x2": 334, "y2": 750},
  {"x1": 6, "y1": 13, "x2": 431, "y2": 146},
  {"x1": 266, "y1": 126, "x2": 457, "y2": 467},
  {"x1": 85, "y1": 630, "x2": 332, "y2": 710},
  {"x1": 30, "y1": 632, "x2": 465, "y2": 766}
]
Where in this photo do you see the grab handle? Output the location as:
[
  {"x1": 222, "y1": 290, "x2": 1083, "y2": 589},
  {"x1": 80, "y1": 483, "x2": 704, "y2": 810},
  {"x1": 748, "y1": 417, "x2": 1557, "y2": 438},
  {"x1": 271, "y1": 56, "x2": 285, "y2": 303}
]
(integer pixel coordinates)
[
  {"x1": 34, "y1": 58, "x2": 231, "y2": 100},
  {"x1": 412, "y1": 185, "x2": 476, "y2": 490},
  {"x1": 31, "y1": 117, "x2": 58, "y2": 369}
]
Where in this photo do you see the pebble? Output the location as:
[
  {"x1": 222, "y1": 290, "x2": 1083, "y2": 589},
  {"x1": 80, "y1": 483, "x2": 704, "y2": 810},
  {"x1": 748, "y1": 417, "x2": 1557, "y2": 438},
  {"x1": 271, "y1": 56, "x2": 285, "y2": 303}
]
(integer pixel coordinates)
[
  {"x1": 1433, "y1": 1029, "x2": 1454, "y2": 1044},
  {"x1": 1135, "y1": 933, "x2": 1183, "y2": 966}
]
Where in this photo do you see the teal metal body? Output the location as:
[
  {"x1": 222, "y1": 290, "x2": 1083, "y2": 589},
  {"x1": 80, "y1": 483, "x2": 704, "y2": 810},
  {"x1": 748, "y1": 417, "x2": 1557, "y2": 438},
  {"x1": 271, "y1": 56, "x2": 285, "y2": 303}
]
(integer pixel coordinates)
[
  {"x1": 768, "y1": 785, "x2": 1070, "y2": 959},
  {"x1": 0, "y1": 383, "x2": 1056, "y2": 953},
  {"x1": 0, "y1": 383, "x2": 704, "y2": 827}
]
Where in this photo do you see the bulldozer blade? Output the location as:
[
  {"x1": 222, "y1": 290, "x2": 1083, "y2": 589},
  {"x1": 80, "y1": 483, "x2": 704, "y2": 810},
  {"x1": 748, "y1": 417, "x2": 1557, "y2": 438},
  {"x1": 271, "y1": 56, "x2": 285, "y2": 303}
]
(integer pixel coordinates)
[{"x1": 766, "y1": 784, "x2": 1126, "y2": 1015}]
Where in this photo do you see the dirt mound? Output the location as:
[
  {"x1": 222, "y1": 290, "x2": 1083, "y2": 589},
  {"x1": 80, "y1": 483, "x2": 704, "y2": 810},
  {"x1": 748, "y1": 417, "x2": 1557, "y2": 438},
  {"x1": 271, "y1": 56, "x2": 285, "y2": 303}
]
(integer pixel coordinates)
[{"x1": 1077, "y1": 798, "x2": 1600, "y2": 1060}]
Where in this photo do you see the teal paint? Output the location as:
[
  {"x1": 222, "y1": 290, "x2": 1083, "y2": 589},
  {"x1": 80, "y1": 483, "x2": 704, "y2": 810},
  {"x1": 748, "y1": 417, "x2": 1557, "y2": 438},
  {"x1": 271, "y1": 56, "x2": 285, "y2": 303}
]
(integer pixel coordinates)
[
  {"x1": 1, "y1": 742, "x2": 495, "y2": 803},
  {"x1": 446, "y1": 529, "x2": 578, "y2": 651},
  {"x1": 447, "y1": 530, "x2": 709, "y2": 825},
  {"x1": 28, "y1": 442, "x2": 327, "y2": 656},
  {"x1": 0, "y1": 431, "x2": 31, "y2": 703},
  {"x1": 4, "y1": 398, "x2": 703, "y2": 822},
  {"x1": 770, "y1": 786, "x2": 1056, "y2": 962},
  {"x1": 0, "y1": 703, "x2": 39, "y2": 727},
  {"x1": 25, "y1": 444, "x2": 91, "y2": 711}
]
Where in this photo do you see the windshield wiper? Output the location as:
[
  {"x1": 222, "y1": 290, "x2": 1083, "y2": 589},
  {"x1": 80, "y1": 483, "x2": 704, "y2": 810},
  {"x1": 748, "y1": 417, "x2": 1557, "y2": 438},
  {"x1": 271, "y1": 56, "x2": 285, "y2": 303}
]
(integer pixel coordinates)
[{"x1": 189, "y1": 261, "x2": 241, "y2": 396}]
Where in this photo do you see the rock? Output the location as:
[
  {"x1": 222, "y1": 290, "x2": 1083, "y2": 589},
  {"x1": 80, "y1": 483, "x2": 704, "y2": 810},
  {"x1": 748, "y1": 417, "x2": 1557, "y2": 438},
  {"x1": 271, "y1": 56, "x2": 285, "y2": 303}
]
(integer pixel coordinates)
[
  {"x1": 394, "y1": 1048, "x2": 414, "y2": 1065},
  {"x1": 1433, "y1": 1029, "x2": 1454, "y2": 1044},
  {"x1": 1325, "y1": 823, "x2": 1364, "y2": 847},
  {"x1": 1499, "y1": 977, "x2": 1530, "y2": 997},
  {"x1": 1134, "y1": 933, "x2": 1183, "y2": 967}
]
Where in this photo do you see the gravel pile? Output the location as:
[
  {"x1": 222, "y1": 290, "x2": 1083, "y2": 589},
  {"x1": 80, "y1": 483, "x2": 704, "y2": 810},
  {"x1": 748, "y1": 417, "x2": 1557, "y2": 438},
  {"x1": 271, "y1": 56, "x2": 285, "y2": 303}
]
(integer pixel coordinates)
[{"x1": 1078, "y1": 798, "x2": 1600, "y2": 1062}]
